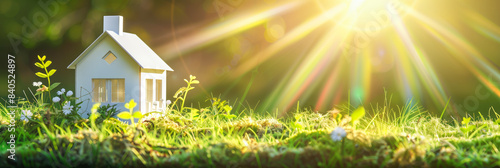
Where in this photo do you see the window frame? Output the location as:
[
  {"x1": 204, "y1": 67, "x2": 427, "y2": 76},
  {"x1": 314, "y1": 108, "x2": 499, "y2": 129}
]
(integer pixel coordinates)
[
  {"x1": 92, "y1": 78, "x2": 125, "y2": 103},
  {"x1": 156, "y1": 79, "x2": 162, "y2": 102},
  {"x1": 103, "y1": 51, "x2": 117, "y2": 64}
]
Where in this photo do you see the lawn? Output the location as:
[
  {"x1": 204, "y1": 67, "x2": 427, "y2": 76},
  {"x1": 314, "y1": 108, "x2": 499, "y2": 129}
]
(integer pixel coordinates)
[
  {"x1": 1, "y1": 56, "x2": 500, "y2": 167},
  {"x1": 2, "y1": 90, "x2": 500, "y2": 167}
]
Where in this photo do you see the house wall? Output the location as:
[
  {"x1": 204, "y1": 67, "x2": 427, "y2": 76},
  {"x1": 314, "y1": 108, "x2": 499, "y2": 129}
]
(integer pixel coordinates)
[
  {"x1": 140, "y1": 69, "x2": 167, "y2": 113},
  {"x1": 75, "y1": 36, "x2": 140, "y2": 117}
]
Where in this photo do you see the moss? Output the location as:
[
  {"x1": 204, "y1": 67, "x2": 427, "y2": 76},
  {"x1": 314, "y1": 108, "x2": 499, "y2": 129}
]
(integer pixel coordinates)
[{"x1": 220, "y1": 117, "x2": 285, "y2": 138}]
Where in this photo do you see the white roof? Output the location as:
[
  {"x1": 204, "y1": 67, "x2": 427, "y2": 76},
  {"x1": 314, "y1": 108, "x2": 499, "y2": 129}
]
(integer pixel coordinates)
[{"x1": 68, "y1": 31, "x2": 173, "y2": 71}]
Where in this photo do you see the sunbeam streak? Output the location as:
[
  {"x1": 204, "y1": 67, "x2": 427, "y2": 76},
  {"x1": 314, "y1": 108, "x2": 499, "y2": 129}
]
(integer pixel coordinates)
[
  {"x1": 231, "y1": 3, "x2": 347, "y2": 78},
  {"x1": 391, "y1": 11, "x2": 448, "y2": 106},
  {"x1": 408, "y1": 7, "x2": 500, "y2": 98},
  {"x1": 159, "y1": 1, "x2": 303, "y2": 59}
]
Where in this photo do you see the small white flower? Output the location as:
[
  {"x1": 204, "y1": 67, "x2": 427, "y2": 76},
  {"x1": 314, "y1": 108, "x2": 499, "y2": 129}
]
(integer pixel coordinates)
[
  {"x1": 66, "y1": 90, "x2": 74, "y2": 97},
  {"x1": 60, "y1": 88, "x2": 66, "y2": 93},
  {"x1": 52, "y1": 97, "x2": 61, "y2": 103},
  {"x1": 33, "y1": 81, "x2": 42, "y2": 87},
  {"x1": 330, "y1": 127, "x2": 347, "y2": 142},
  {"x1": 166, "y1": 100, "x2": 172, "y2": 105},
  {"x1": 62, "y1": 102, "x2": 74, "y2": 115},
  {"x1": 57, "y1": 91, "x2": 63, "y2": 95},
  {"x1": 21, "y1": 110, "x2": 33, "y2": 121}
]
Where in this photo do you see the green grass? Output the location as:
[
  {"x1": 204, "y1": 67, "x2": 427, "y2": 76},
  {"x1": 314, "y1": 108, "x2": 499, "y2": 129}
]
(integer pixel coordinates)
[{"x1": 1, "y1": 99, "x2": 500, "y2": 168}]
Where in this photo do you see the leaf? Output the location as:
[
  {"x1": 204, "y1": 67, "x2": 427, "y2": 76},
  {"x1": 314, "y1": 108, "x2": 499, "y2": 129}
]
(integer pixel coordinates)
[
  {"x1": 133, "y1": 111, "x2": 143, "y2": 119},
  {"x1": 117, "y1": 112, "x2": 132, "y2": 119},
  {"x1": 460, "y1": 125, "x2": 476, "y2": 134},
  {"x1": 191, "y1": 80, "x2": 200, "y2": 84},
  {"x1": 223, "y1": 114, "x2": 236, "y2": 119},
  {"x1": 49, "y1": 82, "x2": 60, "y2": 91},
  {"x1": 173, "y1": 87, "x2": 186, "y2": 98},
  {"x1": 35, "y1": 72, "x2": 48, "y2": 78},
  {"x1": 91, "y1": 103, "x2": 101, "y2": 113},
  {"x1": 184, "y1": 79, "x2": 189, "y2": 83},
  {"x1": 462, "y1": 117, "x2": 471, "y2": 125},
  {"x1": 125, "y1": 99, "x2": 137, "y2": 110},
  {"x1": 495, "y1": 119, "x2": 500, "y2": 125},
  {"x1": 44, "y1": 61, "x2": 52, "y2": 68},
  {"x1": 35, "y1": 62, "x2": 44, "y2": 69},
  {"x1": 223, "y1": 105, "x2": 232, "y2": 113},
  {"x1": 293, "y1": 121, "x2": 304, "y2": 130},
  {"x1": 90, "y1": 113, "x2": 101, "y2": 120},
  {"x1": 47, "y1": 69, "x2": 56, "y2": 77},
  {"x1": 41, "y1": 55, "x2": 46, "y2": 61},
  {"x1": 351, "y1": 107, "x2": 366, "y2": 124},
  {"x1": 294, "y1": 114, "x2": 303, "y2": 121}
]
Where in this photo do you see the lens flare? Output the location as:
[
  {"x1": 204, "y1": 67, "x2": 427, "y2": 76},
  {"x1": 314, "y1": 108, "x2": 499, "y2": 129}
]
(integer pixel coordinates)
[{"x1": 163, "y1": 0, "x2": 500, "y2": 114}]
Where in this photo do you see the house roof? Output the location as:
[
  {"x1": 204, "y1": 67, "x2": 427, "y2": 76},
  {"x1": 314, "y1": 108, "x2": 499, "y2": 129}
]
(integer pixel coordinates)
[{"x1": 67, "y1": 31, "x2": 173, "y2": 71}]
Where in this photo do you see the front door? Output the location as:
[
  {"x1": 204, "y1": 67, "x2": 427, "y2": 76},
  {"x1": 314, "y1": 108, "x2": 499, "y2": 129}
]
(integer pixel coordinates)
[{"x1": 145, "y1": 79, "x2": 163, "y2": 112}]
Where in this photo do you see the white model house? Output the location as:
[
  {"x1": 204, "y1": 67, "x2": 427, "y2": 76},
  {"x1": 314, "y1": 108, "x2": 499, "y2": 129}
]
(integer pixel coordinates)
[{"x1": 68, "y1": 16, "x2": 173, "y2": 117}]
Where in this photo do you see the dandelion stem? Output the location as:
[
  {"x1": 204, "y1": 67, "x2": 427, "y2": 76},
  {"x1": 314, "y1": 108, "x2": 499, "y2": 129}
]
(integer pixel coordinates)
[{"x1": 341, "y1": 139, "x2": 345, "y2": 156}]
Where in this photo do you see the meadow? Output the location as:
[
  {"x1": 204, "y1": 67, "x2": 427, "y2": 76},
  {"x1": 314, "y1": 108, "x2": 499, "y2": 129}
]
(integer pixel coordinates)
[{"x1": 1, "y1": 56, "x2": 500, "y2": 167}]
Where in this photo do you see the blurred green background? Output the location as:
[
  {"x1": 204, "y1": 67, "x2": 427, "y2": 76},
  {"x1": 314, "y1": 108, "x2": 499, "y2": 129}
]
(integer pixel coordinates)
[{"x1": 1, "y1": 0, "x2": 500, "y2": 118}]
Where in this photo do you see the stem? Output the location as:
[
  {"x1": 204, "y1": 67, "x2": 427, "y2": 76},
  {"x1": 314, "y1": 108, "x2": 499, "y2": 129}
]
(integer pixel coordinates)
[
  {"x1": 341, "y1": 139, "x2": 345, "y2": 156},
  {"x1": 40, "y1": 93, "x2": 43, "y2": 106},
  {"x1": 130, "y1": 108, "x2": 135, "y2": 126},
  {"x1": 42, "y1": 60, "x2": 52, "y2": 99},
  {"x1": 180, "y1": 81, "x2": 191, "y2": 113},
  {"x1": 171, "y1": 98, "x2": 181, "y2": 113}
]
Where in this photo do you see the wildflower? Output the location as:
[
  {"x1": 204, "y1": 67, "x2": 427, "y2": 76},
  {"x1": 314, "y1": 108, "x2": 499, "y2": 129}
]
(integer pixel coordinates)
[
  {"x1": 21, "y1": 110, "x2": 33, "y2": 121},
  {"x1": 62, "y1": 102, "x2": 74, "y2": 115},
  {"x1": 52, "y1": 96, "x2": 61, "y2": 103},
  {"x1": 66, "y1": 90, "x2": 74, "y2": 97},
  {"x1": 57, "y1": 88, "x2": 66, "y2": 95},
  {"x1": 330, "y1": 127, "x2": 347, "y2": 142},
  {"x1": 166, "y1": 100, "x2": 172, "y2": 105},
  {"x1": 36, "y1": 85, "x2": 48, "y2": 92},
  {"x1": 33, "y1": 81, "x2": 42, "y2": 87}
]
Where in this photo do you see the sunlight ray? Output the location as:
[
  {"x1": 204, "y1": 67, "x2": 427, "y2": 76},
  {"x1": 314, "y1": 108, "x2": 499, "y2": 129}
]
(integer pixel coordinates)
[
  {"x1": 231, "y1": 4, "x2": 347, "y2": 78},
  {"x1": 466, "y1": 12, "x2": 500, "y2": 43},
  {"x1": 391, "y1": 10, "x2": 448, "y2": 106},
  {"x1": 159, "y1": 1, "x2": 303, "y2": 59},
  {"x1": 267, "y1": 15, "x2": 359, "y2": 113},
  {"x1": 315, "y1": 61, "x2": 344, "y2": 110},
  {"x1": 408, "y1": 7, "x2": 500, "y2": 98}
]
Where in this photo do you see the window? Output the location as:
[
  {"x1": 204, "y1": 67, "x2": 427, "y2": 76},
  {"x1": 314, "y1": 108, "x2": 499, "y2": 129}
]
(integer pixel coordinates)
[
  {"x1": 103, "y1": 51, "x2": 117, "y2": 64},
  {"x1": 92, "y1": 79, "x2": 125, "y2": 103},
  {"x1": 146, "y1": 79, "x2": 153, "y2": 102},
  {"x1": 92, "y1": 79, "x2": 107, "y2": 102},
  {"x1": 111, "y1": 79, "x2": 125, "y2": 102},
  {"x1": 156, "y1": 80, "x2": 162, "y2": 101}
]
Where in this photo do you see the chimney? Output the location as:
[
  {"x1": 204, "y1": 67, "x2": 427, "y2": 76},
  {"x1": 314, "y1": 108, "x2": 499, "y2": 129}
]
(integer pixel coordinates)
[{"x1": 103, "y1": 16, "x2": 123, "y2": 35}]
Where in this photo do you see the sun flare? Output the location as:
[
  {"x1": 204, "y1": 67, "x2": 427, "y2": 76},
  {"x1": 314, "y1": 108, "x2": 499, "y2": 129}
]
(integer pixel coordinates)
[{"x1": 158, "y1": 0, "x2": 500, "y2": 115}]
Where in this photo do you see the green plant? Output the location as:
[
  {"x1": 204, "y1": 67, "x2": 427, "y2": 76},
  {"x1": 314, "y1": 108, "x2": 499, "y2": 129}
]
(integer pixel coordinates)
[
  {"x1": 171, "y1": 75, "x2": 199, "y2": 113},
  {"x1": 460, "y1": 117, "x2": 475, "y2": 138},
  {"x1": 209, "y1": 98, "x2": 236, "y2": 120},
  {"x1": 351, "y1": 106, "x2": 365, "y2": 129},
  {"x1": 34, "y1": 55, "x2": 60, "y2": 100},
  {"x1": 290, "y1": 113, "x2": 304, "y2": 131},
  {"x1": 117, "y1": 99, "x2": 143, "y2": 126},
  {"x1": 95, "y1": 104, "x2": 119, "y2": 123}
]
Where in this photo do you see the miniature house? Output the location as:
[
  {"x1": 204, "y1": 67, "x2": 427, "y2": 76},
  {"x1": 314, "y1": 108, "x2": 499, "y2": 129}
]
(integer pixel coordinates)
[{"x1": 68, "y1": 16, "x2": 173, "y2": 117}]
